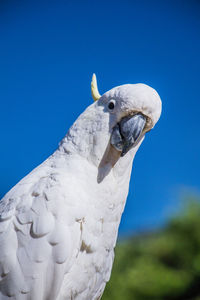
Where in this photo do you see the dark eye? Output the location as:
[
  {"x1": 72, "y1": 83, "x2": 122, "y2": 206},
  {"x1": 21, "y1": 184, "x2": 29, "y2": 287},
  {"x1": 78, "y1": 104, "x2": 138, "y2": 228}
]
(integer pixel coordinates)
[{"x1": 108, "y1": 100, "x2": 115, "y2": 110}]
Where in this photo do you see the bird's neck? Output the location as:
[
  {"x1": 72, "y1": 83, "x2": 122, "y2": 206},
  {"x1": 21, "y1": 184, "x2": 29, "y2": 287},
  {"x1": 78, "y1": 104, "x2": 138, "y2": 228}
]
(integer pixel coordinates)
[
  {"x1": 57, "y1": 103, "x2": 143, "y2": 184},
  {"x1": 58, "y1": 104, "x2": 111, "y2": 167}
]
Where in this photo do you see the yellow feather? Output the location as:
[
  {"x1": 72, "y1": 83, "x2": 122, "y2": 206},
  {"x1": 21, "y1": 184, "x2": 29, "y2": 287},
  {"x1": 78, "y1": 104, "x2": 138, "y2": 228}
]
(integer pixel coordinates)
[{"x1": 91, "y1": 73, "x2": 101, "y2": 101}]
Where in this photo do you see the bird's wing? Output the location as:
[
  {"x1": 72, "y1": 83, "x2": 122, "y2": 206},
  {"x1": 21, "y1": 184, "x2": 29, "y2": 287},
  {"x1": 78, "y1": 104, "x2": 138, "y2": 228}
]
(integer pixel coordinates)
[{"x1": 0, "y1": 160, "x2": 82, "y2": 300}]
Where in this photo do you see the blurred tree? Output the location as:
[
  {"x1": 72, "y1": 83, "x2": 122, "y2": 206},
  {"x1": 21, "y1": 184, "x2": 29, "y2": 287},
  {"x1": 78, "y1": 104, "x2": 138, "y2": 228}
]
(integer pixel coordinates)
[{"x1": 103, "y1": 198, "x2": 200, "y2": 300}]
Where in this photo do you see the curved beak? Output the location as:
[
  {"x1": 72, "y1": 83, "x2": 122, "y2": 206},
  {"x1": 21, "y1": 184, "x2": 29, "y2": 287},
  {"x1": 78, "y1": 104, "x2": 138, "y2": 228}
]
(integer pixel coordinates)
[{"x1": 111, "y1": 113, "x2": 146, "y2": 157}]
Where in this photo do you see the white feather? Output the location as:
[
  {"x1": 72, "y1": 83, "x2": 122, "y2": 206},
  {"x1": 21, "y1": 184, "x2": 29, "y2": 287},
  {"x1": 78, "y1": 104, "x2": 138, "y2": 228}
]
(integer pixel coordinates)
[{"x1": 0, "y1": 82, "x2": 161, "y2": 299}]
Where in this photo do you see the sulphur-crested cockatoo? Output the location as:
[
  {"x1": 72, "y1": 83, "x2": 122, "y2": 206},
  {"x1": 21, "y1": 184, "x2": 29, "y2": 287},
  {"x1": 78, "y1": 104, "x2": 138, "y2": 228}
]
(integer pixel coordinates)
[{"x1": 0, "y1": 74, "x2": 161, "y2": 300}]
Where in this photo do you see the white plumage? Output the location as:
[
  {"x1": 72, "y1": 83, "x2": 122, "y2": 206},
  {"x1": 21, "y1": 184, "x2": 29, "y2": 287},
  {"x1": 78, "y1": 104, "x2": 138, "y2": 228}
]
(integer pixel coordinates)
[{"x1": 0, "y1": 77, "x2": 161, "y2": 300}]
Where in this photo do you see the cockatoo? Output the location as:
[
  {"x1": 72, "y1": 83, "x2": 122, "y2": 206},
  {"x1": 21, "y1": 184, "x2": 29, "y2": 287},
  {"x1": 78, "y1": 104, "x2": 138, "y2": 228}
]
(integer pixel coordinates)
[{"x1": 0, "y1": 74, "x2": 161, "y2": 300}]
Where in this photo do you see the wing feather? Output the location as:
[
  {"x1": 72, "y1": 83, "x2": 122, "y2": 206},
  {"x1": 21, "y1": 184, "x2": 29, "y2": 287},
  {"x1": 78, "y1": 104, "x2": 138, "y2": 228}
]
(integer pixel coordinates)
[{"x1": 0, "y1": 160, "x2": 81, "y2": 299}]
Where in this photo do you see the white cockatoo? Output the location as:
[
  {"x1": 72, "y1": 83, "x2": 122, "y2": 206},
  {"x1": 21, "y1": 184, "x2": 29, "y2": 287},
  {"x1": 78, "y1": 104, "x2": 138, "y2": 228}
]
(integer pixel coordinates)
[{"x1": 0, "y1": 74, "x2": 161, "y2": 300}]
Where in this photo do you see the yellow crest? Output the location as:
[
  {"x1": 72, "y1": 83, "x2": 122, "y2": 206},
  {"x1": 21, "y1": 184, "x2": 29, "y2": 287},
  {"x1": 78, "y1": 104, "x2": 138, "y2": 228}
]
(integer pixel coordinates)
[{"x1": 91, "y1": 73, "x2": 101, "y2": 101}]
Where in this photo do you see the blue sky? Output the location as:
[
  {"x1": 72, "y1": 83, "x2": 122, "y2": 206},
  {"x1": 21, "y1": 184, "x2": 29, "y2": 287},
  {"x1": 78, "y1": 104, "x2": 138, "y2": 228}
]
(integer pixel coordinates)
[{"x1": 0, "y1": 0, "x2": 199, "y2": 234}]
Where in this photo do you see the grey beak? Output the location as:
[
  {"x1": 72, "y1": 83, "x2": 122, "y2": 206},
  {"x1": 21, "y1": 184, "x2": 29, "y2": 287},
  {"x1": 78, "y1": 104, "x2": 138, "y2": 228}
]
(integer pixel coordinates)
[{"x1": 111, "y1": 113, "x2": 146, "y2": 157}]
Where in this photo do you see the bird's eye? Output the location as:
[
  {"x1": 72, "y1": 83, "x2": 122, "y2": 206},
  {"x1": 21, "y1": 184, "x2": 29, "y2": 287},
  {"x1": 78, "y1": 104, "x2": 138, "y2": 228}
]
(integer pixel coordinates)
[{"x1": 108, "y1": 100, "x2": 115, "y2": 111}]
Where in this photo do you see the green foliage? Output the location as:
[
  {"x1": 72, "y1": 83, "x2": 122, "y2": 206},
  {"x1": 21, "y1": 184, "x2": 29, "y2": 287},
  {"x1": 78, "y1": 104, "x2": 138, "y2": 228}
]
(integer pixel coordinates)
[{"x1": 102, "y1": 199, "x2": 200, "y2": 300}]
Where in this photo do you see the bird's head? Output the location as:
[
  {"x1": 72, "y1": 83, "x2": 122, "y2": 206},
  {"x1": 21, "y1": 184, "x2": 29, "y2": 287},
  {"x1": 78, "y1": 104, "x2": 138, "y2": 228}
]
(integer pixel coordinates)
[
  {"x1": 93, "y1": 75, "x2": 161, "y2": 157},
  {"x1": 61, "y1": 74, "x2": 161, "y2": 182}
]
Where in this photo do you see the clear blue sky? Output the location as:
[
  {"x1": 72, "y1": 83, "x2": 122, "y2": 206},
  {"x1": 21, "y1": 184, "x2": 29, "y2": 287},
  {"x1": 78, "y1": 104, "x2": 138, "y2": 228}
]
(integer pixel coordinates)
[{"x1": 0, "y1": 0, "x2": 199, "y2": 235}]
